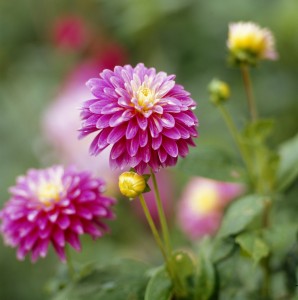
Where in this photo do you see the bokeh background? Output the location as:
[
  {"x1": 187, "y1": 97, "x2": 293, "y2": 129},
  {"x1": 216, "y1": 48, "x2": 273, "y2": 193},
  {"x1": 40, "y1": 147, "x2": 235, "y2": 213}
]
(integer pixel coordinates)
[{"x1": 1, "y1": 0, "x2": 297, "y2": 299}]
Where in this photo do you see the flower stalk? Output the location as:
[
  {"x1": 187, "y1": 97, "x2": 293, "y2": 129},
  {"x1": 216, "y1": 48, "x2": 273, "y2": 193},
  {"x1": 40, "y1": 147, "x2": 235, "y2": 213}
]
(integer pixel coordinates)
[{"x1": 241, "y1": 65, "x2": 258, "y2": 121}]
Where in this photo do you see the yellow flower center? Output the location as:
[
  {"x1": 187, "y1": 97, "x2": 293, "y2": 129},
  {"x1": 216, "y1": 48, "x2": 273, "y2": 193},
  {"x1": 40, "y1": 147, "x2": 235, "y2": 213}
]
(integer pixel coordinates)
[
  {"x1": 188, "y1": 185, "x2": 219, "y2": 215},
  {"x1": 37, "y1": 182, "x2": 63, "y2": 206},
  {"x1": 137, "y1": 86, "x2": 155, "y2": 109},
  {"x1": 229, "y1": 27, "x2": 266, "y2": 57}
]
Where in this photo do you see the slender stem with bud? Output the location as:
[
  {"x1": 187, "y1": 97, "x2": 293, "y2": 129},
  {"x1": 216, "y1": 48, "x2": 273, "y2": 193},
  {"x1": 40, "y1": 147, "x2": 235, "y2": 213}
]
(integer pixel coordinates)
[
  {"x1": 217, "y1": 105, "x2": 254, "y2": 182},
  {"x1": 139, "y1": 194, "x2": 167, "y2": 260},
  {"x1": 241, "y1": 65, "x2": 258, "y2": 121},
  {"x1": 150, "y1": 169, "x2": 172, "y2": 256}
]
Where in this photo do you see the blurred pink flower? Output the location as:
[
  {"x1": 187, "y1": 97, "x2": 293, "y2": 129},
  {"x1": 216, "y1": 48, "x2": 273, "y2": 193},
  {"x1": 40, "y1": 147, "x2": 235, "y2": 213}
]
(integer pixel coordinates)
[
  {"x1": 52, "y1": 15, "x2": 90, "y2": 51},
  {"x1": 42, "y1": 45, "x2": 126, "y2": 195},
  {"x1": 0, "y1": 166, "x2": 115, "y2": 262},
  {"x1": 177, "y1": 177, "x2": 244, "y2": 240},
  {"x1": 131, "y1": 170, "x2": 173, "y2": 227}
]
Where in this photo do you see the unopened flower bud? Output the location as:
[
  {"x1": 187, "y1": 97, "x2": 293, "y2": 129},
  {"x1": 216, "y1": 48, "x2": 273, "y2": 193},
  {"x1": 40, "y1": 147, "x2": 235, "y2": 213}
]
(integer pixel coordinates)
[
  {"x1": 119, "y1": 171, "x2": 147, "y2": 199},
  {"x1": 208, "y1": 79, "x2": 230, "y2": 105}
]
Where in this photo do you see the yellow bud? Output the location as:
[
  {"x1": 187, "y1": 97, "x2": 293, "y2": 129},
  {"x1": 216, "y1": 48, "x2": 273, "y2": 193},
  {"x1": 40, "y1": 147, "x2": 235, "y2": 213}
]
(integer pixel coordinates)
[
  {"x1": 119, "y1": 171, "x2": 146, "y2": 199},
  {"x1": 208, "y1": 79, "x2": 230, "y2": 105}
]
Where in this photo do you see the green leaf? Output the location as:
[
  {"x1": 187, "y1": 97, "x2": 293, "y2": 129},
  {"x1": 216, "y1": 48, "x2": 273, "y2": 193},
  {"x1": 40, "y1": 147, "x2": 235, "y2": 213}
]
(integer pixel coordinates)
[
  {"x1": 178, "y1": 143, "x2": 243, "y2": 182},
  {"x1": 144, "y1": 267, "x2": 172, "y2": 300},
  {"x1": 52, "y1": 259, "x2": 149, "y2": 300},
  {"x1": 217, "y1": 195, "x2": 264, "y2": 238},
  {"x1": 242, "y1": 119, "x2": 274, "y2": 143},
  {"x1": 235, "y1": 231, "x2": 269, "y2": 264},
  {"x1": 195, "y1": 245, "x2": 216, "y2": 300},
  {"x1": 276, "y1": 133, "x2": 298, "y2": 191}
]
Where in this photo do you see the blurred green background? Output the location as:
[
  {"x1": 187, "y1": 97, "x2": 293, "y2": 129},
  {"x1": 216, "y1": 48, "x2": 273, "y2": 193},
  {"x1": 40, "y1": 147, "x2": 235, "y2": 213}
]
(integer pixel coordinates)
[{"x1": 0, "y1": 0, "x2": 297, "y2": 299}]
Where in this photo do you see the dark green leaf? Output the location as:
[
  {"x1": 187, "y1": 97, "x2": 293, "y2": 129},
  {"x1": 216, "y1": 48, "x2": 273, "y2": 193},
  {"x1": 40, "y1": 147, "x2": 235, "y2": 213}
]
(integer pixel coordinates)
[
  {"x1": 217, "y1": 195, "x2": 264, "y2": 238},
  {"x1": 276, "y1": 133, "x2": 298, "y2": 191},
  {"x1": 235, "y1": 231, "x2": 269, "y2": 264},
  {"x1": 144, "y1": 267, "x2": 172, "y2": 300},
  {"x1": 52, "y1": 259, "x2": 149, "y2": 300},
  {"x1": 195, "y1": 245, "x2": 216, "y2": 300}
]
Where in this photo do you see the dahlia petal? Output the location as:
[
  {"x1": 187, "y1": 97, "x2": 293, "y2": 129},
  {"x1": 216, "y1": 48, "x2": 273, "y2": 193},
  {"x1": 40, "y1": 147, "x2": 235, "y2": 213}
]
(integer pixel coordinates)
[
  {"x1": 107, "y1": 125, "x2": 126, "y2": 144},
  {"x1": 24, "y1": 230, "x2": 39, "y2": 250},
  {"x1": 53, "y1": 227, "x2": 65, "y2": 247},
  {"x1": 97, "y1": 128, "x2": 112, "y2": 150},
  {"x1": 177, "y1": 140, "x2": 189, "y2": 157},
  {"x1": 96, "y1": 114, "x2": 111, "y2": 129},
  {"x1": 83, "y1": 222, "x2": 102, "y2": 239},
  {"x1": 17, "y1": 245, "x2": 29, "y2": 261},
  {"x1": 49, "y1": 210, "x2": 59, "y2": 223},
  {"x1": 65, "y1": 231, "x2": 81, "y2": 251},
  {"x1": 152, "y1": 135, "x2": 162, "y2": 150},
  {"x1": 63, "y1": 204, "x2": 76, "y2": 215},
  {"x1": 77, "y1": 207, "x2": 93, "y2": 220},
  {"x1": 163, "y1": 138, "x2": 179, "y2": 157},
  {"x1": 38, "y1": 238, "x2": 50, "y2": 258},
  {"x1": 70, "y1": 217, "x2": 84, "y2": 234},
  {"x1": 27, "y1": 210, "x2": 39, "y2": 222},
  {"x1": 111, "y1": 141, "x2": 125, "y2": 159},
  {"x1": 89, "y1": 100, "x2": 112, "y2": 114},
  {"x1": 162, "y1": 104, "x2": 182, "y2": 113},
  {"x1": 127, "y1": 135, "x2": 139, "y2": 157},
  {"x1": 101, "y1": 103, "x2": 122, "y2": 114},
  {"x1": 83, "y1": 115, "x2": 99, "y2": 128},
  {"x1": 142, "y1": 145, "x2": 151, "y2": 163},
  {"x1": 57, "y1": 214, "x2": 70, "y2": 230},
  {"x1": 129, "y1": 155, "x2": 143, "y2": 168},
  {"x1": 126, "y1": 119, "x2": 138, "y2": 139},
  {"x1": 162, "y1": 127, "x2": 181, "y2": 140},
  {"x1": 139, "y1": 130, "x2": 148, "y2": 147},
  {"x1": 160, "y1": 113, "x2": 175, "y2": 128},
  {"x1": 149, "y1": 118, "x2": 162, "y2": 138},
  {"x1": 52, "y1": 242, "x2": 66, "y2": 262},
  {"x1": 135, "y1": 161, "x2": 147, "y2": 174},
  {"x1": 153, "y1": 105, "x2": 163, "y2": 114},
  {"x1": 37, "y1": 215, "x2": 48, "y2": 230},
  {"x1": 39, "y1": 225, "x2": 52, "y2": 239},
  {"x1": 109, "y1": 110, "x2": 128, "y2": 127},
  {"x1": 176, "y1": 123, "x2": 191, "y2": 139},
  {"x1": 158, "y1": 148, "x2": 168, "y2": 163},
  {"x1": 175, "y1": 112, "x2": 195, "y2": 126},
  {"x1": 136, "y1": 114, "x2": 148, "y2": 131}
]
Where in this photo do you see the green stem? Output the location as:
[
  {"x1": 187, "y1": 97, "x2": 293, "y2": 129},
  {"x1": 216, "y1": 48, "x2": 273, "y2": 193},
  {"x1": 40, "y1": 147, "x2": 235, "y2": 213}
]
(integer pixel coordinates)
[
  {"x1": 241, "y1": 65, "x2": 258, "y2": 121},
  {"x1": 261, "y1": 198, "x2": 272, "y2": 298},
  {"x1": 149, "y1": 171, "x2": 187, "y2": 298},
  {"x1": 150, "y1": 169, "x2": 172, "y2": 256},
  {"x1": 218, "y1": 105, "x2": 253, "y2": 181},
  {"x1": 65, "y1": 245, "x2": 76, "y2": 281},
  {"x1": 139, "y1": 194, "x2": 168, "y2": 260}
]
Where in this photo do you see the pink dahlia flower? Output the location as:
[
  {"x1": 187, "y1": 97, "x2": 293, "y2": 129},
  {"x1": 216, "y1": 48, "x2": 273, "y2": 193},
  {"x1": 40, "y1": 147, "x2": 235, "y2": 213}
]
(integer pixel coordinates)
[
  {"x1": 79, "y1": 63, "x2": 199, "y2": 174},
  {"x1": 178, "y1": 177, "x2": 244, "y2": 240},
  {"x1": 0, "y1": 166, "x2": 115, "y2": 262}
]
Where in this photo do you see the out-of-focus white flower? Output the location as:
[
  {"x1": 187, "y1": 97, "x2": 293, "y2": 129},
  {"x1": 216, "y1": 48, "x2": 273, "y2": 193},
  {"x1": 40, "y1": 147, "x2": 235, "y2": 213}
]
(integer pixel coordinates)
[{"x1": 177, "y1": 177, "x2": 244, "y2": 240}]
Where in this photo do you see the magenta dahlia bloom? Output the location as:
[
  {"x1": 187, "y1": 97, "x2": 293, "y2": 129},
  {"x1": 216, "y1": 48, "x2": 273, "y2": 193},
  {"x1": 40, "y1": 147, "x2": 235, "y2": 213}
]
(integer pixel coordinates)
[
  {"x1": 0, "y1": 166, "x2": 115, "y2": 262},
  {"x1": 79, "y1": 63, "x2": 198, "y2": 174}
]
